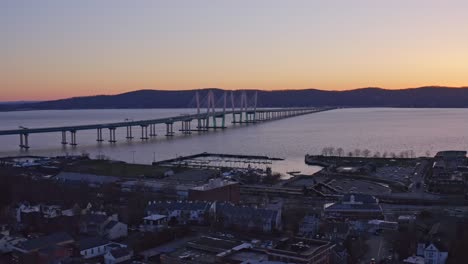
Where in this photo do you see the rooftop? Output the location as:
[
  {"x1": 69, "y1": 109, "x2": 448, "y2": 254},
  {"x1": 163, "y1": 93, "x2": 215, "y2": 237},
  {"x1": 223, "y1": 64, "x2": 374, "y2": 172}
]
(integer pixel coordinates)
[
  {"x1": 56, "y1": 171, "x2": 119, "y2": 184},
  {"x1": 144, "y1": 214, "x2": 167, "y2": 221},
  {"x1": 15, "y1": 232, "x2": 74, "y2": 252},
  {"x1": 78, "y1": 237, "x2": 109, "y2": 251}
]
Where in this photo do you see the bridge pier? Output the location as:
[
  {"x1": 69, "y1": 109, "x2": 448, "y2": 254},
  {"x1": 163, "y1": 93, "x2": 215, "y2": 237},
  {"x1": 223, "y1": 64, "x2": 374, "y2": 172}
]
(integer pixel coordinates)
[
  {"x1": 180, "y1": 120, "x2": 192, "y2": 134},
  {"x1": 140, "y1": 125, "x2": 149, "y2": 140},
  {"x1": 149, "y1": 124, "x2": 157, "y2": 137},
  {"x1": 126, "y1": 126, "x2": 133, "y2": 139},
  {"x1": 245, "y1": 112, "x2": 256, "y2": 123},
  {"x1": 165, "y1": 122, "x2": 174, "y2": 136},
  {"x1": 61, "y1": 131, "x2": 67, "y2": 145},
  {"x1": 196, "y1": 118, "x2": 208, "y2": 131},
  {"x1": 108, "y1": 128, "x2": 117, "y2": 143},
  {"x1": 232, "y1": 113, "x2": 243, "y2": 123},
  {"x1": 209, "y1": 115, "x2": 226, "y2": 129},
  {"x1": 19, "y1": 133, "x2": 30, "y2": 149},
  {"x1": 96, "y1": 128, "x2": 104, "y2": 142},
  {"x1": 70, "y1": 131, "x2": 77, "y2": 146}
]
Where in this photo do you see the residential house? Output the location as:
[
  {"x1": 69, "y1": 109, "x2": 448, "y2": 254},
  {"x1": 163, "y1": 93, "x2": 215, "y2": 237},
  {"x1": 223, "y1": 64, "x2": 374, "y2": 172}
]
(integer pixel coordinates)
[
  {"x1": 212, "y1": 202, "x2": 282, "y2": 233},
  {"x1": 104, "y1": 247, "x2": 133, "y2": 264},
  {"x1": 141, "y1": 214, "x2": 168, "y2": 232},
  {"x1": 12, "y1": 232, "x2": 75, "y2": 264},
  {"x1": 416, "y1": 242, "x2": 448, "y2": 264},
  {"x1": 103, "y1": 220, "x2": 128, "y2": 240},
  {"x1": 77, "y1": 237, "x2": 110, "y2": 259},
  {"x1": 146, "y1": 201, "x2": 211, "y2": 225}
]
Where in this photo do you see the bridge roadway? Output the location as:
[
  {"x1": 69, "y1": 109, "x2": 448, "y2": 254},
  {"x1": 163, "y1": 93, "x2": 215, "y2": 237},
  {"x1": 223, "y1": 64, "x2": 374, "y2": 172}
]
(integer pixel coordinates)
[{"x1": 0, "y1": 107, "x2": 334, "y2": 149}]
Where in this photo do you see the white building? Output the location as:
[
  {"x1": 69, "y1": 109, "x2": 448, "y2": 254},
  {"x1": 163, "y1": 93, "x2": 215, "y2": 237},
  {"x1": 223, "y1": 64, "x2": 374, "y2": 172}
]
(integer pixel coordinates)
[
  {"x1": 416, "y1": 242, "x2": 448, "y2": 264},
  {"x1": 141, "y1": 214, "x2": 168, "y2": 232},
  {"x1": 103, "y1": 221, "x2": 128, "y2": 240}
]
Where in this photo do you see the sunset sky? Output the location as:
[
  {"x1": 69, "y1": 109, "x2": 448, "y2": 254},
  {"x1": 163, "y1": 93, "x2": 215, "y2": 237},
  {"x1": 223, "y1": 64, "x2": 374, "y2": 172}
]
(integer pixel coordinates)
[{"x1": 3, "y1": 0, "x2": 468, "y2": 101}]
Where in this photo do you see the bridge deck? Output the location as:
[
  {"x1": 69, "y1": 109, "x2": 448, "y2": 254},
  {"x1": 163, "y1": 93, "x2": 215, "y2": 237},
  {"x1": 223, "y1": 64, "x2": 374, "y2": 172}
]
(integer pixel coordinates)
[{"x1": 0, "y1": 107, "x2": 330, "y2": 136}]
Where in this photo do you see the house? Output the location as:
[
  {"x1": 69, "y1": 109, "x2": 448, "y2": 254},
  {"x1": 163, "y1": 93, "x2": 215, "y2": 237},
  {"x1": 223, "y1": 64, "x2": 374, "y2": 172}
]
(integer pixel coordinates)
[
  {"x1": 104, "y1": 247, "x2": 133, "y2": 264},
  {"x1": 103, "y1": 220, "x2": 128, "y2": 240},
  {"x1": 77, "y1": 237, "x2": 111, "y2": 259},
  {"x1": 146, "y1": 201, "x2": 211, "y2": 225},
  {"x1": 416, "y1": 242, "x2": 448, "y2": 264},
  {"x1": 212, "y1": 202, "x2": 282, "y2": 233},
  {"x1": 141, "y1": 214, "x2": 168, "y2": 232},
  {"x1": 12, "y1": 232, "x2": 75, "y2": 263},
  {"x1": 80, "y1": 212, "x2": 119, "y2": 236}
]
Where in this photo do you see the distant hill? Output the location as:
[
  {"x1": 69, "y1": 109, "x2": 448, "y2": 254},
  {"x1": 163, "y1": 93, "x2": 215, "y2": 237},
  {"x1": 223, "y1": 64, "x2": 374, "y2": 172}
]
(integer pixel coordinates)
[{"x1": 3, "y1": 86, "x2": 468, "y2": 111}]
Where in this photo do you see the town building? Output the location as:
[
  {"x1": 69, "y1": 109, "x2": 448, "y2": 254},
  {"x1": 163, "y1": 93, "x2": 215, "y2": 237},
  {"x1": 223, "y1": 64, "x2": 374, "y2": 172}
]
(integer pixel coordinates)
[
  {"x1": 104, "y1": 247, "x2": 133, "y2": 264},
  {"x1": 212, "y1": 202, "x2": 282, "y2": 233},
  {"x1": 188, "y1": 178, "x2": 240, "y2": 203},
  {"x1": 323, "y1": 193, "x2": 383, "y2": 220},
  {"x1": 79, "y1": 212, "x2": 127, "y2": 239},
  {"x1": 267, "y1": 237, "x2": 334, "y2": 264},
  {"x1": 416, "y1": 242, "x2": 448, "y2": 264},
  {"x1": 11, "y1": 232, "x2": 75, "y2": 264},
  {"x1": 146, "y1": 201, "x2": 211, "y2": 225},
  {"x1": 141, "y1": 214, "x2": 168, "y2": 232}
]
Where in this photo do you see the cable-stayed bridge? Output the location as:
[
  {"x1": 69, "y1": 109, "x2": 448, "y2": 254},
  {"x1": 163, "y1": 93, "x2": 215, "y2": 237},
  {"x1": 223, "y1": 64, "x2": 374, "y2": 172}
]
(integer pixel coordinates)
[{"x1": 0, "y1": 90, "x2": 335, "y2": 149}]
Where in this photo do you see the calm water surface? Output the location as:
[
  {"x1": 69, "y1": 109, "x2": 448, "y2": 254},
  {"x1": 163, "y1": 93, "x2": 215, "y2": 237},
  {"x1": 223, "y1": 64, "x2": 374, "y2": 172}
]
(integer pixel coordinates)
[{"x1": 1, "y1": 108, "x2": 468, "y2": 175}]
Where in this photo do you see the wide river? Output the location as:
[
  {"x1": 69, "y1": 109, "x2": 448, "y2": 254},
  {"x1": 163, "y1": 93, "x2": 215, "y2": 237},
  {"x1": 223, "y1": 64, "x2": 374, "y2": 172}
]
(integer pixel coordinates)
[{"x1": 1, "y1": 108, "x2": 467, "y2": 175}]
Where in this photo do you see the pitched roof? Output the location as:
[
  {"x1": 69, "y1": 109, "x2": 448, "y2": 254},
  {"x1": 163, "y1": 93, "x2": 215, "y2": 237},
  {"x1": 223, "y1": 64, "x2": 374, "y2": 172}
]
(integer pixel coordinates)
[
  {"x1": 78, "y1": 237, "x2": 109, "y2": 251},
  {"x1": 216, "y1": 203, "x2": 279, "y2": 224},
  {"x1": 56, "y1": 172, "x2": 119, "y2": 184},
  {"x1": 108, "y1": 247, "x2": 132, "y2": 258},
  {"x1": 104, "y1": 220, "x2": 119, "y2": 230},
  {"x1": 342, "y1": 193, "x2": 378, "y2": 204},
  {"x1": 147, "y1": 201, "x2": 211, "y2": 213},
  {"x1": 15, "y1": 232, "x2": 74, "y2": 252}
]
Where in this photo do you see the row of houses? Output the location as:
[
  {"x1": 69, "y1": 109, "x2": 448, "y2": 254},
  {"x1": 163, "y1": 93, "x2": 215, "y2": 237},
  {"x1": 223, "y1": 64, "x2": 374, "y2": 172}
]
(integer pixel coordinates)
[{"x1": 145, "y1": 200, "x2": 283, "y2": 233}]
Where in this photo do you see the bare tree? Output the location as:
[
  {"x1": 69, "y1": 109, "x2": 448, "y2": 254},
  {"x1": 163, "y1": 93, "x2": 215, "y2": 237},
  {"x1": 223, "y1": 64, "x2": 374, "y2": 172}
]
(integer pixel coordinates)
[
  {"x1": 329, "y1": 147, "x2": 335, "y2": 156},
  {"x1": 321, "y1": 147, "x2": 328, "y2": 156},
  {"x1": 354, "y1": 149, "x2": 361, "y2": 157},
  {"x1": 382, "y1": 152, "x2": 388, "y2": 158},
  {"x1": 337, "y1": 148, "x2": 344, "y2": 157},
  {"x1": 362, "y1": 149, "x2": 371, "y2": 158},
  {"x1": 425, "y1": 150, "x2": 431, "y2": 157},
  {"x1": 373, "y1": 151, "x2": 381, "y2": 158},
  {"x1": 347, "y1": 151, "x2": 354, "y2": 157}
]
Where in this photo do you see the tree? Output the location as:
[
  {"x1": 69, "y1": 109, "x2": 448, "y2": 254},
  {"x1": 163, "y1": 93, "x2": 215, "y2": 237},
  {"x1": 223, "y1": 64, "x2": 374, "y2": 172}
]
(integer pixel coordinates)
[
  {"x1": 347, "y1": 151, "x2": 353, "y2": 157},
  {"x1": 362, "y1": 149, "x2": 371, "y2": 158},
  {"x1": 321, "y1": 147, "x2": 328, "y2": 156},
  {"x1": 354, "y1": 149, "x2": 361, "y2": 157},
  {"x1": 337, "y1": 148, "x2": 344, "y2": 157},
  {"x1": 382, "y1": 152, "x2": 388, "y2": 158},
  {"x1": 329, "y1": 147, "x2": 335, "y2": 156},
  {"x1": 373, "y1": 152, "x2": 381, "y2": 158}
]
